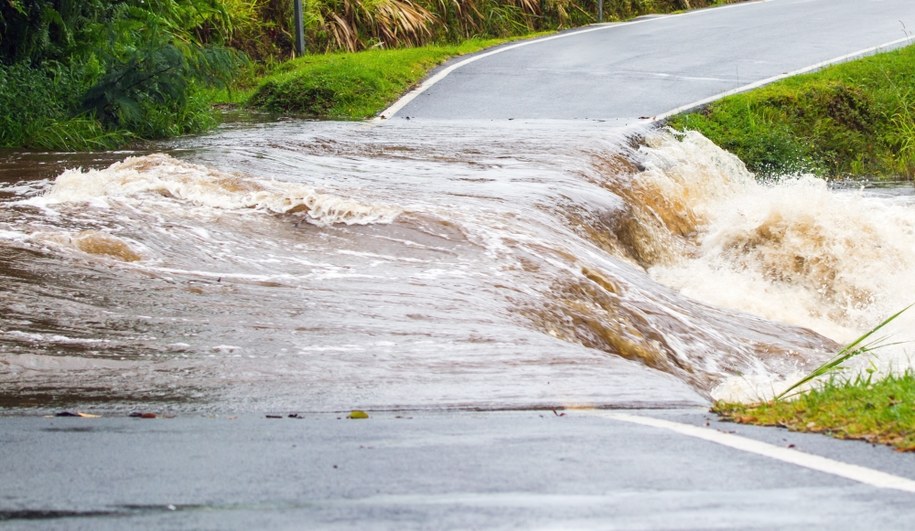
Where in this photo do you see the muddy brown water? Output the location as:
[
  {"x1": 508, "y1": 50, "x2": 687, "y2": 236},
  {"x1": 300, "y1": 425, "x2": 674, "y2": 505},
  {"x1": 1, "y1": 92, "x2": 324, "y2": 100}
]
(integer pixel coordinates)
[{"x1": 1, "y1": 120, "x2": 912, "y2": 414}]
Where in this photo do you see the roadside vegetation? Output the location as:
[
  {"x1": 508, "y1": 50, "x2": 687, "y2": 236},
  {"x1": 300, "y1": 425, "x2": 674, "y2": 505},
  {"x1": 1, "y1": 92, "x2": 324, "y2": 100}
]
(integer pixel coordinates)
[
  {"x1": 1, "y1": 0, "x2": 741, "y2": 150},
  {"x1": 714, "y1": 374, "x2": 915, "y2": 451},
  {"x1": 714, "y1": 308, "x2": 915, "y2": 451},
  {"x1": 243, "y1": 40, "x2": 514, "y2": 119},
  {"x1": 0, "y1": 1, "x2": 244, "y2": 150},
  {"x1": 669, "y1": 44, "x2": 915, "y2": 180}
]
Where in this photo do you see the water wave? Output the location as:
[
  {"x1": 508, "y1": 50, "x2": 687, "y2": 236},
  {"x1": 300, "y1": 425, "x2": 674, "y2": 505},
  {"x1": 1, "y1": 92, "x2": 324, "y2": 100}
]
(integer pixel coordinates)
[
  {"x1": 622, "y1": 130, "x2": 915, "y2": 399},
  {"x1": 2, "y1": 121, "x2": 912, "y2": 410},
  {"x1": 32, "y1": 153, "x2": 402, "y2": 226}
]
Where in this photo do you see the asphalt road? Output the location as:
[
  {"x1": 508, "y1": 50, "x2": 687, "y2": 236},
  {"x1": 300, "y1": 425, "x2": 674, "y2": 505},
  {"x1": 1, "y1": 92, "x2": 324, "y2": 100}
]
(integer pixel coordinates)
[
  {"x1": 9, "y1": 2, "x2": 915, "y2": 528},
  {"x1": 4, "y1": 410, "x2": 915, "y2": 530},
  {"x1": 387, "y1": 0, "x2": 915, "y2": 122}
]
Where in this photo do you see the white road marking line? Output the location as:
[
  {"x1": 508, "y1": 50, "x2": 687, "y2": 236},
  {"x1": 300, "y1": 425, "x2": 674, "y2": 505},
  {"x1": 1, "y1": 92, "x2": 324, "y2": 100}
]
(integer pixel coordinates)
[
  {"x1": 590, "y1": 410, "x2": 915, "y2": 494},
  {"x1": 377, "y1": 0, "x2": 914, "y2": 125},
  {"x1": 375, "y1": 0, "x2": 771, "y2": 121},
  {"x1": 654, "y1": 34, "x2": 915, "y2": 122},
  {"x1": 374, "y1": 26, "x2": 632, "y2": 121}
]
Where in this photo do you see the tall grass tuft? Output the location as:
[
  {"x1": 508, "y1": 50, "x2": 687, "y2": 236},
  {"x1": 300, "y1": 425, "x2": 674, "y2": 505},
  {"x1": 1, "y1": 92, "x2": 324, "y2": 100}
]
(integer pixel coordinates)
[
  {"x1": 25, "y1": 117, "x2": 131, "y2": 152},
  {"x1": 776, "y1": 305, "x2": 912, "y2": 401},
  {"x1": 224, "y1": 0, "x2": 740, "y2": 56}
]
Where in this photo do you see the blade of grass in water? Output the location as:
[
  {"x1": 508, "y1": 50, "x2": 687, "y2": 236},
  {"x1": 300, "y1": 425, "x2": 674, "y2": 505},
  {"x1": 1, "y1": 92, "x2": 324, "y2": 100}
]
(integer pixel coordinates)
[{"x1": 776, "y1": 304, "x2": 913, "y2": 401}]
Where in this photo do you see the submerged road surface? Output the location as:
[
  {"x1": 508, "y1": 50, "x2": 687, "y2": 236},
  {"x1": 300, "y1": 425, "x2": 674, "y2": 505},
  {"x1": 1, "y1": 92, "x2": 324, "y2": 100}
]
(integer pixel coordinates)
[
  {"x1": 387, "y1": 0, "x2": 915, "y2": 122},
  {"x1": 8, "y1": 2, "x2": 915, "y2": 529}
]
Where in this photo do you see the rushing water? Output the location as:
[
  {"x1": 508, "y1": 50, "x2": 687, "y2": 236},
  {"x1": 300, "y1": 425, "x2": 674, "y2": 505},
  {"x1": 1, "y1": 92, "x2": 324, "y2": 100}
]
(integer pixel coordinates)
[{"x1": 1, "y1": 120, "x2": 913, "y2": 414}]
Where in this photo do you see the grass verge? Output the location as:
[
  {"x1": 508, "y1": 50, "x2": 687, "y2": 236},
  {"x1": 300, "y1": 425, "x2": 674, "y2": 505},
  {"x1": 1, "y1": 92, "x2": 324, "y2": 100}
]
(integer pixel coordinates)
[
  {"x1": 239, "y1": 38, "x2": 528, "y2": 120},
  {"x1": 668, "y1": 43, "x2": 915, "y2": 179},
  {"x1": 715, "y1": 308, "x2": 913, "y2": 452},
  {"x1": 1, "y1": 2, "x2": 749, "y2": 150},
  {"x1": 714, "y1": 373, "x2": 915, "y2": 451}
]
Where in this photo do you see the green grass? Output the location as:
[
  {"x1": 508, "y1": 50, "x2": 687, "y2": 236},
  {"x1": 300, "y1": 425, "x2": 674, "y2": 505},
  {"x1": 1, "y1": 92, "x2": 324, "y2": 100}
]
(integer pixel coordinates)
[
  {"x1": 23, "y1": 116, "x2": 131, "y2": 152},
  {"x1": 714, "y1": 372, "x2": 915, "y2": 451},
  {"x1": 0, "y1": 57, "x2": 224, "y2": 151},
  {"x1": 714, "y1": 308, "x2": 913, "y2": 451},
  {"x1": 774, "y1": 305, "x2": 910, "y2": 401},
  {"x1": 242, "y1": 38, "x2": 530, "y2": 120},
  {"x1": 669, "y1": 44, "x2": 915, "y2": 179}
]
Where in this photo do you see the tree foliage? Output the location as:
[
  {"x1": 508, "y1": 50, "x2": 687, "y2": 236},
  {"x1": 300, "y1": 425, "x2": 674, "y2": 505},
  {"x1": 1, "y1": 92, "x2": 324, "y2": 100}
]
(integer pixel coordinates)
[
  {"x1": 0, "y1": 0, "x2": 242, "y2": 148},
  {"x1": 0, "y1": 0, "x2": 743, "y2": 149}
]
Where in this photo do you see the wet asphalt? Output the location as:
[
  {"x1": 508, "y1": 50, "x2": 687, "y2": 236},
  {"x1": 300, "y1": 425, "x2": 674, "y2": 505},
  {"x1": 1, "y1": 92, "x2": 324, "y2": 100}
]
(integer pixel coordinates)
[
  {"x1": 3, "y1": 410, "x2": 915, "y2": 530},
  {"x1": 8, "y1": 1, "x2": 915, "y2": 528},
  {"x1": 390, "y1": 0, "x2": 915, "y2": 122}
]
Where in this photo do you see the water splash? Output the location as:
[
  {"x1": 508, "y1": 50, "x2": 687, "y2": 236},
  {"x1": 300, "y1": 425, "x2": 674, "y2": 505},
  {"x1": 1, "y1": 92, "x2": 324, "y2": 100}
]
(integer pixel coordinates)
[
  {"x1": 32, "y1": 231, "x2": 144, "y2": 262},
  {"x1": 1, "y1": 121, "x2": 910, "y2": 411},
  {"x1": 631, "y1": 130, "x2": 915, "y2": 400},
  {"x1": 32, "y1": 153, "x2": 402, "y2": 226}
]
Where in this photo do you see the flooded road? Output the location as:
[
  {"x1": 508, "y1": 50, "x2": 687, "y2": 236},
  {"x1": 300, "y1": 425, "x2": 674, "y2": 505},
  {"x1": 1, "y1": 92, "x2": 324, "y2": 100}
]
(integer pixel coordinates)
[{"x1": 1, "y1": 120, "x2": 912, "y2": 413}]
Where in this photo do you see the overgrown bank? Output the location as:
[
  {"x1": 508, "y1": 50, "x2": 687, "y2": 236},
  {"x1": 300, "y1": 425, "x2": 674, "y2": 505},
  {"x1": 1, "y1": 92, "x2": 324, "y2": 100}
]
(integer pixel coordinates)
[
  {"x1": 669, "y1": 44, "x2": 915, "y2": 180},
  {"x1": 0, "y1": 1, "x2": 244, "y2": 150},
  {"x1": 713, "y1": 308, "x2": 914, "y2": 452},
  {"x1": 243, "y1": 40, "x2": 513, "y2": 119},
  {"x1": 714, "y1": 373, "x2": 915, "y2": 452},
  {"x1": 1, "y1": 0, "x2": 741, "y2": 151}
]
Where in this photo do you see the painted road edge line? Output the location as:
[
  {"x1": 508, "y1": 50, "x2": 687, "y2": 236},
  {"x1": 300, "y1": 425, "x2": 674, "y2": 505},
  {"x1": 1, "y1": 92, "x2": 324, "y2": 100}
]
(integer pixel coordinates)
[
  {"x1": 654, "y1": 34, "x2": 915, "y2": 122},
  {"x1": 375, "y1": 0, "x2": 769, "y2": 122},
  {"x1": 591, "y1": 410, "x2": 915, "y2": 494},
  {"x1": 374, "y1": 25, "x2": 633, "y2": 121}
]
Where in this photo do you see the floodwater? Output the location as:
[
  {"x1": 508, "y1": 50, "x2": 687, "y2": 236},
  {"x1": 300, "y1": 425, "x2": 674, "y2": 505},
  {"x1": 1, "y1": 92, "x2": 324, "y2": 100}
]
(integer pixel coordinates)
[{"x1": 1, "y1": 120, "x2": 913, "y2": 414}]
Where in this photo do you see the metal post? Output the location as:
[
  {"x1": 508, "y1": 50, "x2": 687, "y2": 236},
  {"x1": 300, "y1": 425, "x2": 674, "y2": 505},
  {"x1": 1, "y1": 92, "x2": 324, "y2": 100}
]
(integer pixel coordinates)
[
  {"x1": 294, "y1": 0, "x2": 306, "y2": 56},
  {"x1": 598, "y1": 0, "x2": 603, "y2": 23}
]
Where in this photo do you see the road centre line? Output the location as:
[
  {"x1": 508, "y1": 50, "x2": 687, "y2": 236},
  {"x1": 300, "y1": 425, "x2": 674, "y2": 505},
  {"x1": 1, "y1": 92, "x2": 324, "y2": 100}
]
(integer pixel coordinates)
[
  {"x1": 590, "y1": 410, "x2": 915, "y2": 494},
  {"x1": 375, "y1": 0, "x2": 771, "y2": 121}
]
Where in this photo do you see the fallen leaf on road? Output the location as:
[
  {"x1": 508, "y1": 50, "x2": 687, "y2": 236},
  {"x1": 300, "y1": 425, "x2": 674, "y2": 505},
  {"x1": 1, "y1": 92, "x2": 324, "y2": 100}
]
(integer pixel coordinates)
[{"x1": 54, "y1": 411, "x2": 100, "y2": 418}]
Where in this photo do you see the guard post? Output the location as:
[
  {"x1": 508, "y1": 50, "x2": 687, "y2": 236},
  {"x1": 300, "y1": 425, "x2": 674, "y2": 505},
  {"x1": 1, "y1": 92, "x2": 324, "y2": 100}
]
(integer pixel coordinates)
[{"x1": 294, "y1": 0, "x2": 306, "y2": 56}]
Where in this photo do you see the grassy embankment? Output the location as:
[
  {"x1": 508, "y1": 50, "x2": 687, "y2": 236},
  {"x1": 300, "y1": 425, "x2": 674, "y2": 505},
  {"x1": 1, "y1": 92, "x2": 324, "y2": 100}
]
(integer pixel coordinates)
[
  {"x1": 669, "y1": 43, "x2": 915, "y2": 179},
  {"x1": 714, "y1": 341, "x2": 915, "y2": 452},
  {"x1": 714, "y1": 374, "x2": 915, "y2": 451},
  {"x1": 233, "y1": 1, "x2": 745, "y2": 120},
  {"x1": 226, "y1": 38, "x2": 531, "y2": 119},
  {"x1": 0, "y1": 0, "x2": 743, "y2": 150}
]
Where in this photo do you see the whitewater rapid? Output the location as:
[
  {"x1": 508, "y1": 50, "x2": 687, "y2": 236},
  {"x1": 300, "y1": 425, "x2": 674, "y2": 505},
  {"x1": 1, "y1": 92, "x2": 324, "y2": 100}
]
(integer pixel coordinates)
[{"x1": 0, "y1": 121, "x2": 911, "y2": 412}]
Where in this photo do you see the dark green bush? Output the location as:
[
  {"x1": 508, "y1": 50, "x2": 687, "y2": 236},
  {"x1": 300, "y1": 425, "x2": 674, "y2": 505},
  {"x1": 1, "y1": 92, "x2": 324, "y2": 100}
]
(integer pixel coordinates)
[{"x1": 0, "y1": 0, "x2": 242, "y2": 150}]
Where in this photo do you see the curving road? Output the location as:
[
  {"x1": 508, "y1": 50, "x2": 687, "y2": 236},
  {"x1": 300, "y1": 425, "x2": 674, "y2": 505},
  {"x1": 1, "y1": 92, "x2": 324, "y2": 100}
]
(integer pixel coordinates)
[
  {"x1": 386, "y1": 0, "x2": 915, "y2": 122},
  {"x1": 8, "y1": 3, "x2": 915, "y2": 529}
]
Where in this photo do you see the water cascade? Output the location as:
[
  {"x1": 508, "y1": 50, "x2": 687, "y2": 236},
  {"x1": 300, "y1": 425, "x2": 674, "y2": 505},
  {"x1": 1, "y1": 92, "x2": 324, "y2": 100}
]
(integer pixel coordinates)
[{"x1": 1, "y1": 121, "x2": 911, "y2": 412}]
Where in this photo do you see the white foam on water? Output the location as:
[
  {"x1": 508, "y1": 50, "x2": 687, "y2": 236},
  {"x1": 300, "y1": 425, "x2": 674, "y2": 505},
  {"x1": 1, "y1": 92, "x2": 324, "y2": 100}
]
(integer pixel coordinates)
[
  {"x1": 3, "y1": 121, "x2": 910, "y2": 410},
  {"x1": 3, "y1": 330, "x2": 113, "y2": 345},
  {"x1": 30, "y1": 153, "x2": 402, "y2": 227},
  {"x1": 0, "y1": 229, "x2": 28, "y2": 241},
  {"x1": 0, "y1": 179, "x2": 51, "y2": 197},
  {"x1": 638, "y1": 131, "x2": 915, "y2": 401}
]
